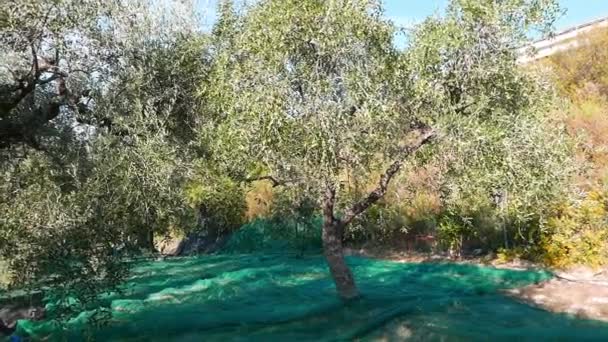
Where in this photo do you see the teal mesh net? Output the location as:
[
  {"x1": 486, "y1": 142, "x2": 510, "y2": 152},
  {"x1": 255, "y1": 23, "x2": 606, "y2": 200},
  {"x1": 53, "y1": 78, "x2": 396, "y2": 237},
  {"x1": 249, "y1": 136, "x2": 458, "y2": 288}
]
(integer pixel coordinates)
[
  {"x1": 15, "y1": 254, "x2": 608, "y2": 341},
  {"x1": 222, "y1": 218, "x2": 322, "y2": 254}
]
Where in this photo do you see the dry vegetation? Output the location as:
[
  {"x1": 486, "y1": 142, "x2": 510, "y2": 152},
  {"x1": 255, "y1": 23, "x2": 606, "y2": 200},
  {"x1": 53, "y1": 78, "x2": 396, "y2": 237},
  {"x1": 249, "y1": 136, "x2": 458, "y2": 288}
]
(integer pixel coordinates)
[{"x1": 543, "y1": 26, "x2": 608, "y2": 186}]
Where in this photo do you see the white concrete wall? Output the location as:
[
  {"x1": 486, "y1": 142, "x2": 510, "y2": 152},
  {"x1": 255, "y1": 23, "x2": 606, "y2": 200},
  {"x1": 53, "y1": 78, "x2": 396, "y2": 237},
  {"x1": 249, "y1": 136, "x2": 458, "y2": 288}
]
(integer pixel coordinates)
[{"x1": 517, "y1": 17, "x2": 608, "y2": 64}]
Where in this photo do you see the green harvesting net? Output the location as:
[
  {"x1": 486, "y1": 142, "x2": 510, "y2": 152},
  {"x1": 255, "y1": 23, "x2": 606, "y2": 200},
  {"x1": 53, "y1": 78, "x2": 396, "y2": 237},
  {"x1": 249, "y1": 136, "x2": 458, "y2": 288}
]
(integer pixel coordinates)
[
  {"x1": 15, "y1": 254, "x2": 608, "y2": 341},
  {"x1": 222, "y1": 218, "x2": 322, "y2": 254}
]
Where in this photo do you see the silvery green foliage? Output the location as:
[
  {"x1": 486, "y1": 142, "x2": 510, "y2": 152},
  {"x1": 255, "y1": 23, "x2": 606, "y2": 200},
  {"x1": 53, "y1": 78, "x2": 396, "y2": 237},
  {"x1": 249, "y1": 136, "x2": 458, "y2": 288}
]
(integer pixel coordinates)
[
  {"x1": 207, "y1": 0, "x2": 572, "y2": 219},
  {"x1": 0, "y1": 0, "x2": 201, "y2": 150},
  {"x1": 404, "y1": 0, "x2": 575, "y2": 222},
  {"x1": 0, "y1": 0, "x2": 203, "y2": 322},
  {"x1": 208, "y1": 0, "x2": 411, "y2": 203}
]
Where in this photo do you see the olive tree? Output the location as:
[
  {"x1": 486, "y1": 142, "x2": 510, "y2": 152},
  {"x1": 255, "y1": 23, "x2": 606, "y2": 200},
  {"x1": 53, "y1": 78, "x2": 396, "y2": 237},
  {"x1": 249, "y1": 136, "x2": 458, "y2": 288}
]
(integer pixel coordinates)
[
  {"x1": 405, "y1": 0, "x2": 573, "y2": 248},
  {"x1": 0, "y1": 0, "x2": 205, "y2": 320},
  {"x1": 208, "y1": 0, "x2": 566, "y2": 299},
  {"x1": 0, "y1": 0, "x2": 201, "y2": 151}
]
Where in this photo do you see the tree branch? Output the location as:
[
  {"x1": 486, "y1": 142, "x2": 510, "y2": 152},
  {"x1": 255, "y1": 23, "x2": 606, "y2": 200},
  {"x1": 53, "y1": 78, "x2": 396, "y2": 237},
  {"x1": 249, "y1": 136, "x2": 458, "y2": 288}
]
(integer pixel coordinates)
[
  {"x1": 31, "y1": 42, "x2": 40, "y2": 78},
  {"x1": 323, "y1": 182, "x2": 337, "y2": 224},
  {"x1": 36, "y1": 70, "x2": 68, "y2": 86},
  {"x1": 339, "y1": 126, "x2": 436, "y2": 226},
  {"x1": 1, "y1": 53, "x2": 60, "y2": 117},
  {"x1": 244, "y1": 175, "x2": 284, "y2": 187}
]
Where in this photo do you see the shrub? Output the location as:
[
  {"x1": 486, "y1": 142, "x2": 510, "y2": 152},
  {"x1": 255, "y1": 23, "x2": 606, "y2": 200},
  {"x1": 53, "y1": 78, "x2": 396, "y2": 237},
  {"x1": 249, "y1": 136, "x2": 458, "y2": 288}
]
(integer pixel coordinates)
[
  {"x1": 344, "y1": 165, "x2": 443, "y2": 244},
  {"x1": 496, "y1": 247, "x2": 527, "y2": 263},
  {"x1": 347, "y1": 203, "x2": 408, "y2": 244},
  {"x1": 185, "y1": 171, "x2": 246, "y2": 237},
  {"x1": 545, "y1": 26, "x2": 608, "y2": 100},
  {"x1": 224, "y1": 185, "x2": 322, "y2": 254},
  {"x1": 540, "y1": 190, "x2": 608, "y2": 268},
  {"x1": 436, "y1": 213, "x2": 476, "y2": 257},
  {"x1": 245, "y1": 180, "x2": 275, "y2": 220},
  {"x1": 0, "y1": 152, "x2": 130, "y2": 320}
]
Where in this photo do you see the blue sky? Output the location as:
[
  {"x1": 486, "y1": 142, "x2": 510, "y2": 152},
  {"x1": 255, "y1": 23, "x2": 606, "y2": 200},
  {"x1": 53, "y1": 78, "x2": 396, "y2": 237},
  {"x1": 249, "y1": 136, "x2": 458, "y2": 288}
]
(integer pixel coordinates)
[
  {"x1": 384, "y1": 0, "x2": 608, "y2": 31},
  {"x1": 554, "y1": 0, "x2": 608, "y2": 28},
  {"x1": 198, "y1": 0, "x2": 608, "y2": 32}
]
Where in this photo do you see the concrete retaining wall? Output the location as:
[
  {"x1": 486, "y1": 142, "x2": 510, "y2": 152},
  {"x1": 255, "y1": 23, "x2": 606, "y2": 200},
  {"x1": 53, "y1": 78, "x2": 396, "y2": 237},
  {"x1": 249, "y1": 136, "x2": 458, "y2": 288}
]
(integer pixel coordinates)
[{"x1": 517, "y1": 16, "x2": 608, "y2": 64}]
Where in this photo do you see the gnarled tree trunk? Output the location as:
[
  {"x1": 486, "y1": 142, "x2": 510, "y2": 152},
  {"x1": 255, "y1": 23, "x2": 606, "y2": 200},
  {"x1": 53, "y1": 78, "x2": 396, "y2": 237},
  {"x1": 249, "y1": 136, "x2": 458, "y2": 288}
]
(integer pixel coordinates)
[{"x1": 322, "y1": 185, "x2": 359, "y2": 300}]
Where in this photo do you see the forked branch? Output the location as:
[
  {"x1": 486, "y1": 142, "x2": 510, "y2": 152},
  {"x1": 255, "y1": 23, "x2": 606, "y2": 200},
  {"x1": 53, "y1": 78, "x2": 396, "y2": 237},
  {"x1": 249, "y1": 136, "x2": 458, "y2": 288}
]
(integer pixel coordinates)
[{"x1": 340, "y1": 126, "x2": 436, "y2": 226}]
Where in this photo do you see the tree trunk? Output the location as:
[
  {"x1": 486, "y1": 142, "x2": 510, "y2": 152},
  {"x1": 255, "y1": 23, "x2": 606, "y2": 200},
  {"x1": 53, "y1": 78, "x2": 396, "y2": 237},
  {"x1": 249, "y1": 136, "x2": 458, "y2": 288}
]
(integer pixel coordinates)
[
  {"x1": 318, "y1": 127, "x2": 434, "y2": 300},
  {"x1": 322, "y1": 185, "x2": 359, "y2": 300},
  {"x1": 138, "y1": 229, "x2": 155, "y2": 251}
]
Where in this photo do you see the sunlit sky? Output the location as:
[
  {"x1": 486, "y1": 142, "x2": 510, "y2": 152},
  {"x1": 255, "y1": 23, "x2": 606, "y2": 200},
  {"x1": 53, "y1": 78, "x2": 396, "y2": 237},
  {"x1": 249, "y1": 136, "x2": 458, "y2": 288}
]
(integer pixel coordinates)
[
  {"x1": 384, "y1": 0, "x2": 608, "y2": 30},
  {"x1": 198, "y1": 0, "x2": 608, "y2": 33}
]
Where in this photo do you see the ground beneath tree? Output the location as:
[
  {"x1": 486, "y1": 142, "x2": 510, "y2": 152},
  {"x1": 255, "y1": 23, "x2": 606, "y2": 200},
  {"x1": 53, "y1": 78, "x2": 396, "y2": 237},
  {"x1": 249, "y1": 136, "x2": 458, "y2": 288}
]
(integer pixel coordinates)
[
  {"x1": 507, "y1": 267, "x2": 608, "y2": 323},
  {"x1": 14, "y1": 254, "x2": 608, "y2": 341},
  {"x1": 346, "y1": 247, "x2": 608, "y2": 324}
]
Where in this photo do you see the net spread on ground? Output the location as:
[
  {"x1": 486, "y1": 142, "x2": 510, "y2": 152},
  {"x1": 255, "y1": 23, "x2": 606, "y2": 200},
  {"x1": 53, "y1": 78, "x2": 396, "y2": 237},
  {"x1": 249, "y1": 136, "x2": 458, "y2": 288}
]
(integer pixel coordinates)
[{"x1": 16, "y1": 253, "x2": 608, "y2": 341}]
